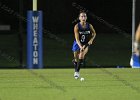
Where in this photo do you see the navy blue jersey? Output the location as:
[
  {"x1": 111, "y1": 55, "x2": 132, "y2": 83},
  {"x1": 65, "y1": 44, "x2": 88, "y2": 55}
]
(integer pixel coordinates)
[{"x1": 78, "y1": 22, "x2": 91, "y2": 45}]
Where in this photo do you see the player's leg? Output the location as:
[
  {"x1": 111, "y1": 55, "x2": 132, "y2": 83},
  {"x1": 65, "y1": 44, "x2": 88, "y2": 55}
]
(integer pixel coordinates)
[
  {"x1": 73, "y1": 51, "x2": 80, "y2": 79},
  {"x1": 77, "y1": 47, "x2": 89, "y2": 72},
  {"x1": 73, "y1": 51, "x2": 79, "y2": 72},
  {"x1": 72, "y1": 40, "x2": 80, "y2": 70},
  {"x1": 72, "y1": 40, "x2": 80, "y2": 79}
]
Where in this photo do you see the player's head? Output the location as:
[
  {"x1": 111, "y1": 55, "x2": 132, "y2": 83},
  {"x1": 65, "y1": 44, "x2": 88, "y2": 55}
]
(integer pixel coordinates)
[{"x1": 79, "y1": 11, "x2": 87, "y2": 22}]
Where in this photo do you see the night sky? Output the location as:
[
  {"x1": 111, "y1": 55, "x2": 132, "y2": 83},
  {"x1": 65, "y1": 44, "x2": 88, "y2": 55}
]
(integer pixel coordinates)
[{"x1": 0, "y1": 0, "x2": 139, "y2": 34}]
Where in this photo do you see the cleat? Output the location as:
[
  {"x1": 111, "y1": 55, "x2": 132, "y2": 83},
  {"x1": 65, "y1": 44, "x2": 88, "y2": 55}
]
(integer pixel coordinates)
[
  {"x1": 74, "y1": 72, "x2": 80, "y2": 79},
  {"x1": 75, "y1": 76, "x2": 79, "y2": 79}
]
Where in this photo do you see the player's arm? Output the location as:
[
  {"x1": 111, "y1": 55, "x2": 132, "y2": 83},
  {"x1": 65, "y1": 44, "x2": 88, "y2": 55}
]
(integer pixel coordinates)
[
  {"x1": 88, "y1": 24, "x2": 96, "y2": 45},
  {"x1": 74, "y1": 24, "x2": 83, "y2": 50},
  {"x1": 135, "y1": 24, "x2": 140, "y2": 43},
  {"x1": 134, "y1": 24, "x2": 140, "y2": 53}
]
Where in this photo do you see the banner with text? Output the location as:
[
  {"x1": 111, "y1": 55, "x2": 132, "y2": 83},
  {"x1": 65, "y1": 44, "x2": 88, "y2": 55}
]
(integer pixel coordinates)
[{"x1": 27, "y1": 11, "x2": 43, "y2": 69}]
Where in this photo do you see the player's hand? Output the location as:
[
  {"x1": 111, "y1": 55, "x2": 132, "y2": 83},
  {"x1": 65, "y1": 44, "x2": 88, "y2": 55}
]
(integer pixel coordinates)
[
  {"x1": 134, "y1": 48, "x2": 140, "y2": 56},
  {"x1": 80, "y1": 46, "x2": 85, "y2": 52},
  {"x1": 82, "y1": 45, "x2": 86, "y2": 51},
  {"x1": 88, "y1": 40, "x2": 93, "y2": 45},
  {"x1": 134, "y1": 42, "x2": 140, "y2": 56}
]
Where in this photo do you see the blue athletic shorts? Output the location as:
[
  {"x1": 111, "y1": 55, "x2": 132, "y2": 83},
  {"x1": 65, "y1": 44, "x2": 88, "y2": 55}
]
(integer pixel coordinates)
[{"x1": 72, "y1": 40, "x2": 80, "y2": 52}]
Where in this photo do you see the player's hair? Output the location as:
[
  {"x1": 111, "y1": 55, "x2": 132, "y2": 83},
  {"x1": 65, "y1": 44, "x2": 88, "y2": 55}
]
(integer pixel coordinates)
[{"x1": 79, "y1": 10, "x2": 87, "y2": 16}]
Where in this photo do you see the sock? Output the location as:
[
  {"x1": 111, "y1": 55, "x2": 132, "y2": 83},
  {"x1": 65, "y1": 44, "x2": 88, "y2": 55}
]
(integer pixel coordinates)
[
  {"x1": 77, "y1": 59, "x2": 84, "y2": 72},
  {"x1": 73, "y1": 60, "x2": 78, "y2": 72}
]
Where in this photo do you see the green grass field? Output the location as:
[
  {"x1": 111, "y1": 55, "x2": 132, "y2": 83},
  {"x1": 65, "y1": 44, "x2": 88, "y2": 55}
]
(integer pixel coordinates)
[{"x1": 0, "y1": 68, "x2": 140, "y2": 100}]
